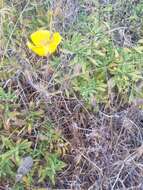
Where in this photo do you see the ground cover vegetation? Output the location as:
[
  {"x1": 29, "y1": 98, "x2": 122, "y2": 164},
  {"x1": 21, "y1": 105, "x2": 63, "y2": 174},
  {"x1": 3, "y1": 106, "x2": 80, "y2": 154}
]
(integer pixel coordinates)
[{"x1": 0, "y1": 0, "x2": 143, "y2": 189}]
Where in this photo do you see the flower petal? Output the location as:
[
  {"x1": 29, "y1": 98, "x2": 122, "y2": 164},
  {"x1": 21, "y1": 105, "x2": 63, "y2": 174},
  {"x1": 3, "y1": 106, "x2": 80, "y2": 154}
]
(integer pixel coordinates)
[
  {"x1": 51, "y1": 32, "x2": 62, "y2": 45},
  {"x1": 47, "y1": 32, "x2": 62, "y2": 53},
  {"x1": 30, "y1": 30, "x2": 50, "y2": 46},
  {"x1": 27, "y1": 41, "x2": 49, "y2": 56},
  {"x1": 27, "y1": 30, "x2": 62, "y2": 56},
  {"x1": 46, "y1": 43, "x2": 58, "y2": 54}
]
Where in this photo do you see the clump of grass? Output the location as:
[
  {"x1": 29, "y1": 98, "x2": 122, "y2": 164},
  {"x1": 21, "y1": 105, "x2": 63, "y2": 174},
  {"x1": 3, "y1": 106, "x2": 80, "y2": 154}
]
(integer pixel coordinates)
[
  {"x1": 59, "y1": 6, "x2": 143, "y2": 107},
  {"x1": 0, "y1": 88, "x2": 67, "y2": 189},
  {"x1": 98, "y1": 0, "x2": 143, "y2": 46}
]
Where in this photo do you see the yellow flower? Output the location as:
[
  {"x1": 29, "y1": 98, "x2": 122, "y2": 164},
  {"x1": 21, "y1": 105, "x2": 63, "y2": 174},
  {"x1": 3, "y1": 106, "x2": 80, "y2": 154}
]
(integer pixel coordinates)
[{"x1": 27, "y1": 30, "x2": 62, "y2": 56}]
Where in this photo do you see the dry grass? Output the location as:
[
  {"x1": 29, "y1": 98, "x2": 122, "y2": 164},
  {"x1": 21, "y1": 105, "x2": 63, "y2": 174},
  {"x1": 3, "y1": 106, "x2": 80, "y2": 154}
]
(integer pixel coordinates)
[{"x1": 44, "y1": 97, "x2": 143, "y2": 189}]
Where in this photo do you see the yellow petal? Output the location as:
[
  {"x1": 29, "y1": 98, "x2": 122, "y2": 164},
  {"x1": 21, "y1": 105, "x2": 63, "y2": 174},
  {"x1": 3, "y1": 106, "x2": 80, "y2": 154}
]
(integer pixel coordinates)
[
  {"x1": 27, "y1": 30, "x2": 62, "y2": 56},
  {"x1": 27, "y1": 41, "x2": 49, "y2": 56},
  {"x1": 30, "y1": 30, "x2": 50, "y2": 46},
  {"x1": 47, "y1": 44, "x2": 57, "y2": 54},
  {"x1": 51, "y1": 32, "x2": 62, "y2": 45},
  {"x1": 47, "y1": 32, "x2": 62, "y2": 53}
]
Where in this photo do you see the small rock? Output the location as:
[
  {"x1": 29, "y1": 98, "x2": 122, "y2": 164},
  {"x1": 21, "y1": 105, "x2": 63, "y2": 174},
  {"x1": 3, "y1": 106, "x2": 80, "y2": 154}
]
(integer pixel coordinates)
[{"x1": 16, "y1": 156, "x2": 33, "y2": 182}]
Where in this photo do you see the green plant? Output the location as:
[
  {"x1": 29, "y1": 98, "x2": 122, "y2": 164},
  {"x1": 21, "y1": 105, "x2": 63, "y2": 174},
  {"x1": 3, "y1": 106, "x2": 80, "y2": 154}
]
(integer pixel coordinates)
[
  {"x1": 61, "y1": 9, "x2": 143, "y2": 105},
  {"x1": 0, "y1": 87, "x2": 16, "y2": 101},
  {"x1": 0, "y1": 89, "x2": 67, "y2": 187},
  {"x1": 32, "y1": 123, "x2": 67, "y2": 185},
  {"x1": 0, "y1": 88, "x2": 18, "y2": 130},
  {"x1": 38, "y1": 153, "x2": 66, "y2": 185},
  {"x1": 0, "y1": 138, "x2": 32, "y2": 179},
  {"x1": 99, "y1": 0, "x2": 143, "y2": 44}
]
